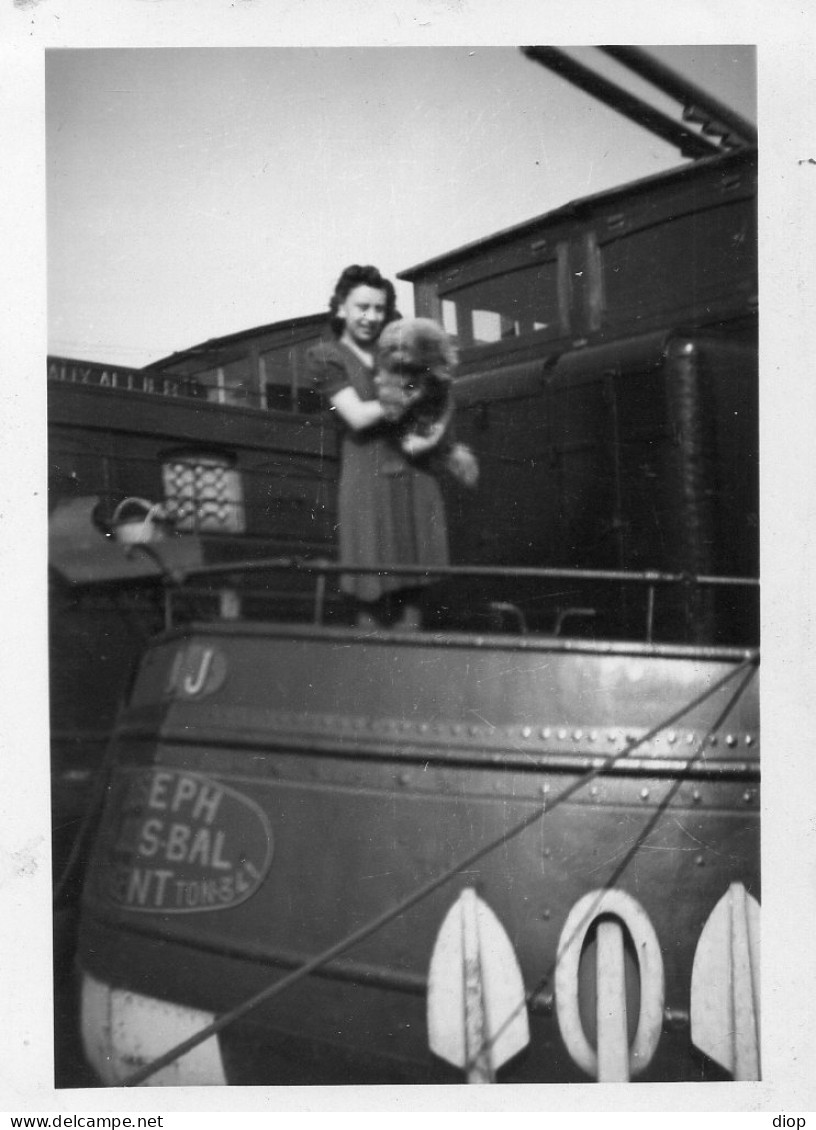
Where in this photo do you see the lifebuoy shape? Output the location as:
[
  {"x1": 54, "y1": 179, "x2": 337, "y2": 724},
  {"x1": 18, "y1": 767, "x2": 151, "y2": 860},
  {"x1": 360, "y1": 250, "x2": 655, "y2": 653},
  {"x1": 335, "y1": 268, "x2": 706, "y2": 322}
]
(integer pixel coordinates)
[{"x1": 555, "y1": 889, "x2": 665, "y2": 1079}]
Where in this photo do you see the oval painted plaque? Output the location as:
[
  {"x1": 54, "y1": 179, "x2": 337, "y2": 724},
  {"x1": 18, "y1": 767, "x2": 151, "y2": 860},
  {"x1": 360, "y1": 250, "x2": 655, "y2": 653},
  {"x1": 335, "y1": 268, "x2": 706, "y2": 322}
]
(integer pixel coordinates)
[{"x1": 98, "y1": 768, "x2": 273, "y2": 914}]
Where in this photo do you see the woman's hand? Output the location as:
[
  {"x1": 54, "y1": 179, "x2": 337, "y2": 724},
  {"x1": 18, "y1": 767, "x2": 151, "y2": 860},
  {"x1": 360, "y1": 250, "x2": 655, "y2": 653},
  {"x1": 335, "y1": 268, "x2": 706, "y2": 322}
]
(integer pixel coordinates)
[
  {"x1": 445, "y1": 442, "x2": 479, "y2": 488},
  {"x1": 401, "y1": 417, "x2": 449, "y2": 457},
  {"x1": 375, "y1": 374, "x2": 425, "y2": 422}
]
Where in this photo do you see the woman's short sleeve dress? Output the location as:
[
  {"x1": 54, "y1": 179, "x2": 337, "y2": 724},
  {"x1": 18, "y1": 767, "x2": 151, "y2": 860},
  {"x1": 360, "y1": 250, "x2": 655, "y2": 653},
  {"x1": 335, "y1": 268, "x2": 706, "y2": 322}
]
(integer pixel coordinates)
[{"x1": 306, "y1": 338, "x2": 449, "y2": 602}]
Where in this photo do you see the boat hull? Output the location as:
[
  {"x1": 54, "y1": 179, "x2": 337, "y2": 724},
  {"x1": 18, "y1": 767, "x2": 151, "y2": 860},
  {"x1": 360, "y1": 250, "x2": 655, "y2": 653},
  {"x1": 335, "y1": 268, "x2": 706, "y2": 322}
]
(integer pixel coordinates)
[{"x1": 77, "y1": 622, "x2": 759, "y2": 1084}]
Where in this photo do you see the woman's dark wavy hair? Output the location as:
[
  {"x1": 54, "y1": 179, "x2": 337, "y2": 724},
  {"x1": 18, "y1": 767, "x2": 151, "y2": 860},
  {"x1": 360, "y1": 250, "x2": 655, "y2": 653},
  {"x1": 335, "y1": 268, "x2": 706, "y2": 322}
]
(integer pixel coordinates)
[{"x1": 328, "y1": 264, "x2": 398, "y2": 338}]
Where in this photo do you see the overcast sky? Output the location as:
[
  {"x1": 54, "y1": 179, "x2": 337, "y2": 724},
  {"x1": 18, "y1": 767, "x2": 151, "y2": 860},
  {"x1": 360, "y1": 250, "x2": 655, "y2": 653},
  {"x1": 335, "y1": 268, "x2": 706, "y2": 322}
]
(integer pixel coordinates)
[{"x1": 47, "y1": 45, "x2": 756, "y2": 368}]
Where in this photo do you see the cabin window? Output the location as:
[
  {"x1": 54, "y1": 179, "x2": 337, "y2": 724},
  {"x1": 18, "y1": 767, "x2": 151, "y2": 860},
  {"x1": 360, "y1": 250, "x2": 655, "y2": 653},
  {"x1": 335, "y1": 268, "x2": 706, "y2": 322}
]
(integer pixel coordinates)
[
  {"x1": 162, "y1": 452, "x2": 246, "y2": 533},
  {"x1": 193, "y1": 362, "x2": 256, "y2": 407},
  {"x1": 472, "y1": 309, "x2": 516, "y2": 343},
  {"x1": 265, "y1": 382, "x2": 322, "y2": 415},
  {"x1": 599, "y1": 200, "x2": 756, "y2": 324},
  {"x1": 442, "y1": 258, "x2": 563, "y2": 347},
  {"x1": 262, "y1": 347, "x2": 323, "y2": 415},
  {"x1": 220, "y1": 359, "x2": 255, "y2": 406}
]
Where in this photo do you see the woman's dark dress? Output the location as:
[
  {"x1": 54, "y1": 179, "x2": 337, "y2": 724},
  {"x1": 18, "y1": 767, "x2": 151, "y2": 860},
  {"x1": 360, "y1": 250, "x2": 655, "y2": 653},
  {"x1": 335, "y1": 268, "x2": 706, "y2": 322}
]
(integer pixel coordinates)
[{"x1": 307, "y1": 338, "x2": 449, "y2": 602}]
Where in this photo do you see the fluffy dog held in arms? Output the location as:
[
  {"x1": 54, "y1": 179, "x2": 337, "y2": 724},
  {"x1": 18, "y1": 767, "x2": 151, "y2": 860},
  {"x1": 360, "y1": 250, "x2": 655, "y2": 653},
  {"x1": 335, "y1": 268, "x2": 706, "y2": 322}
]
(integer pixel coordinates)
[{"x1": 374, "y1": 317, "x2": 479, "y2": 488}]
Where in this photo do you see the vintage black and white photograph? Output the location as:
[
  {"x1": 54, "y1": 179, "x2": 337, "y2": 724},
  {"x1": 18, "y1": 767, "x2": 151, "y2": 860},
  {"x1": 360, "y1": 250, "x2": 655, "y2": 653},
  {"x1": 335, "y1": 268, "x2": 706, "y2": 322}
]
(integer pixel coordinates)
[
  {"x1": 44, "y1": 41, "x2": 763, "y2": 1090},
  {"x1": 2, "y1": 2, "x2": 815, "y2": 1117}
]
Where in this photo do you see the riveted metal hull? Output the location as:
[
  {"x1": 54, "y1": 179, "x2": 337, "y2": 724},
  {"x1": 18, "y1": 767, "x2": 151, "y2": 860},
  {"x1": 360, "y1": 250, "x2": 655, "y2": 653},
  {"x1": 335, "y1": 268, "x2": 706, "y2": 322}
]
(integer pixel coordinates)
[{"x1": 77, "y1": 621, "x2": 759, "y2": 1084}]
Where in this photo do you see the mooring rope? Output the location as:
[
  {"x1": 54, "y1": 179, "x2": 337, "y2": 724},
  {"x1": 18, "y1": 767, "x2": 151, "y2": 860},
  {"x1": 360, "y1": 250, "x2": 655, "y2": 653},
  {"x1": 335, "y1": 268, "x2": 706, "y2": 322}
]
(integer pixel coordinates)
[
  {"x1": 475, "y1": 657, "x2": 759, "y2": 1078},
  {"x1": 122, "y1": 651, "x2": 758, "y2": 1085}
]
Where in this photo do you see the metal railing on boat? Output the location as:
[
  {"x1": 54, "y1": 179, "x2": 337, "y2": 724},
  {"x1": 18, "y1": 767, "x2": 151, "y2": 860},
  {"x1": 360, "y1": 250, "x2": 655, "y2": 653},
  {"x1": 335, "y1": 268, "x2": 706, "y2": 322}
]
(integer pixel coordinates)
[{"x1": 130, "y1": 546, "x2": 759, "y2": 644}]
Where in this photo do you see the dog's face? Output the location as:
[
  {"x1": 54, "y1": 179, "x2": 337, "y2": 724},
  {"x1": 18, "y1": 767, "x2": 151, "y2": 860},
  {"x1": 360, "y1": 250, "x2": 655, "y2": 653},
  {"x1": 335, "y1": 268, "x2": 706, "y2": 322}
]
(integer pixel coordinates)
[{"x1": 376, "y1": 318, "x2": 456, "y2": 391}]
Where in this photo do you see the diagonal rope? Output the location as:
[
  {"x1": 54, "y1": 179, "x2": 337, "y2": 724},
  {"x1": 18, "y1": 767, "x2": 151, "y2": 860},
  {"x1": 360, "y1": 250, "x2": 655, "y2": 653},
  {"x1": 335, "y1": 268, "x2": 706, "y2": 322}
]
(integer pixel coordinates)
[
  {"x1": 122, "y1": 651, "x2": 758, "y2": 1085},
  {"x1": 466, "y1": 657, "x2": 758, "y2": 1079}
]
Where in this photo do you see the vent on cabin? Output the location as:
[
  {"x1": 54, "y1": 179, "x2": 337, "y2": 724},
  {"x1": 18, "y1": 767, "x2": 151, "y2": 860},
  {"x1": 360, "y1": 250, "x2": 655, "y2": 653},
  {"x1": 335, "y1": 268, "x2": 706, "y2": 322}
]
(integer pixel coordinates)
[{"x1": 162, "y1": 452, "x2": 246, "y2": 534}]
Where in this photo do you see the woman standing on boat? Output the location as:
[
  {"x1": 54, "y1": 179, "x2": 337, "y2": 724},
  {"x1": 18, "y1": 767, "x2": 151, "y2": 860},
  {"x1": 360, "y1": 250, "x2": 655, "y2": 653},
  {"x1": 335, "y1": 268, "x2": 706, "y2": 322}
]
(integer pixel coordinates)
[{"x1": 307, "y1": 263, "x2": 449, "y2": 630}]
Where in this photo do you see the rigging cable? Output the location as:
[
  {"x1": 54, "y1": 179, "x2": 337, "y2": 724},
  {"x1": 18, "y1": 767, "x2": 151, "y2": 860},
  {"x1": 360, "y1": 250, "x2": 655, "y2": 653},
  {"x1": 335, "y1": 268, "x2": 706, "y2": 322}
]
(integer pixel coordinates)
[{"x1": 122, "y1": 650, "x2": 758, "y2": 1085}]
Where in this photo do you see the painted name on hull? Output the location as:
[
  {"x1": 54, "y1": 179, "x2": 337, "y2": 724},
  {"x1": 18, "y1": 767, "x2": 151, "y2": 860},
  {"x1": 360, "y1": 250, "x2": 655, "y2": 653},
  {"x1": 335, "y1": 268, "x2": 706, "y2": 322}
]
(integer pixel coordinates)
[{"x1": 99, "y1": 769, "x2": 273, "y2": 913}]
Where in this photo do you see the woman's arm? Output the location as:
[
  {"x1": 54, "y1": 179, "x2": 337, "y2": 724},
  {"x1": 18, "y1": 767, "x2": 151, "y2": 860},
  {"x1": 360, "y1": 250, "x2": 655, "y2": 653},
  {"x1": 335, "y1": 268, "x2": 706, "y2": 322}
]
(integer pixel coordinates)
[
  {"x1": 330, "y1": 384, "x2": 422, "y2": 432},
  {"x1": 308, "y1": 342, "x2": 391, "y2": 431},
  {"x1": 329, "y1": 386, "x2": 389, "y2": 432}
]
